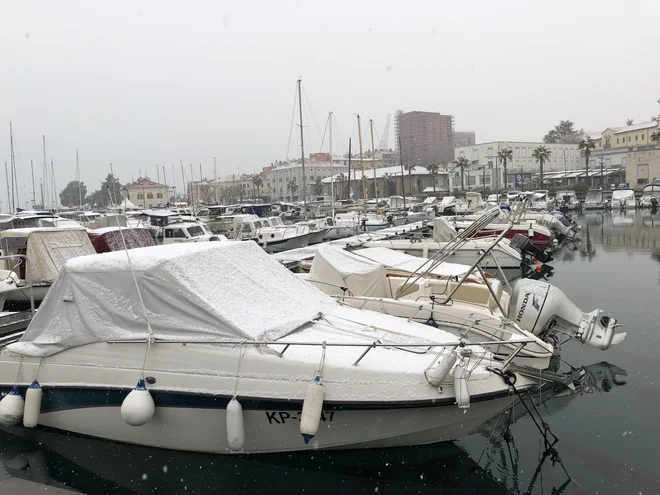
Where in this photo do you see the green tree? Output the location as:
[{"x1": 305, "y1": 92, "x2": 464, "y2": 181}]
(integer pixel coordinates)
[
  {"x1": 59, "y1": 181, "x2": 87, "y2": 207},
  {"x1": 651, "y1": 130, "x2": 660, "y2": 144},
  {"x1": 252, "y1": 174, "x2": 263, "y2": 198},
  {"x1": 532, "y1": 146, "x2": 552, "y2": 188},
  {"x1": 497, "y1": 148, "x2": 513, "y2": 191},
  {"x1": 86, "y1": 174, "x2": 122, "y2": 207},
  {"x1": 543, "y1": 120, "x2": 583, "y2": 144},
  {"x1": 578, "y1": 137, "x2": 596, "y2": 187},
  {"x1": 454, "y1": 157, "x2": 470, "y2": 190},
  {"x1": 383, "y1": 173, "x2": 396, "y2": 196},
  {"x1": 425, "y1": 163, "x2": 440, "y2": 192}
]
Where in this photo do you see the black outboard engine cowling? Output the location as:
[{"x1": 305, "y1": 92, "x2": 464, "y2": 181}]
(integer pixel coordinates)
[{"x1": 509, "y1": 233, "x2": 553, "y2": 263}]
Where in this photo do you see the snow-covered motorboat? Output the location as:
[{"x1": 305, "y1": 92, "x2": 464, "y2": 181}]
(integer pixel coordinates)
[
  {"x1": 357, "y1": 217, "x2": 523, "y2": 269},
  {"x1": 555, "y1": 190, "x2": 579, "y2": 211},
  {"x1": 451, "y1": 217, "x2": 554, "y2": 249},
  {"x1": 0, "y1": 227, "x2": 96, "y2": 309},
  {"x1": 0, "y1": 242, "x2": 539, "y2": 454},
  {"x1": 610, "y1": 188, "x2": 636, "y2": 210},
  {"x1": 584, "y1": 189, "x2": 607, "y2": 210},
  {"x1": 640, "y1": 182, "x2": 660, "y2": 209},
  {"x1": 304, "y1": 244, "x2": 626, "y2": 353},
  {"x1": 530, "y1": 190, "x2": 551, "y2": 211},
  {"x1": 294, "y1": 217, "x2": 333, "y2": 245},
  {"x1": 235, "y1": 216, "x2": 316, "y2": 253},
  {"x1": 87, "y1": 227, "x2": 155, "y2": 253}
]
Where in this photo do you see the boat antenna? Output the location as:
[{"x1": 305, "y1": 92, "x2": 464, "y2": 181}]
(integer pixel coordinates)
[{"x1": 297, "y1": 78, "x2": 307, "y2": 217}]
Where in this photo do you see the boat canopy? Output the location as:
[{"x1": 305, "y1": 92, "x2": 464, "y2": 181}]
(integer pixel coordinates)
[
  {"x1": 0, "y1": 228, "x2": 95, "y2": 284},
  {"x1": 9, "y1": 241, "x2": 335, "y2": 357},
  {"x1": 611, "y1": 189, "x2": 635, "y2": 201},
  {"x1": 433, "y1": 217, "x2": 458, "y2": 242},
  {"x1": 585, "y1": 189, "x2": 604, "y2": 202}
]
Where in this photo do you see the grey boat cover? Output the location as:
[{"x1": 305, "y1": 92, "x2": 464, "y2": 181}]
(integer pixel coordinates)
[{"x1": 9, "y1": 241, "x2": 335, "y2": 357}]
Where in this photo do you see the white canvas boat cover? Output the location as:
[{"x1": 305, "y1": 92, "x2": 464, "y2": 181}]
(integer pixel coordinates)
[
  {"x1": 10, "y1": 241, "x2": 335, "y2": 357},
  {"x1": 6, "y1": 229, "x2": 96, "y2": 284},
  {"x1": 353, "y1": 247, "x2": 475, "y2": 278},
  {"x1": 433, "y1": 217, "x2": 457, "y2": 242},
  {"x1": 307, "y1": 244, "x2": 388, "y2": 298},
  {"x1": 118, "y1": 197, "x2": 139, "y2": 210}
]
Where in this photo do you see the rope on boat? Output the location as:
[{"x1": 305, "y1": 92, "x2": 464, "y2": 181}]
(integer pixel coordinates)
[{"x1": 487, "y1": 366, "x2": 573, "y2": 483}]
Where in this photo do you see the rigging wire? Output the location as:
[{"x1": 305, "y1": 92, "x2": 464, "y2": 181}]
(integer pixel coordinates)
[{"x1": 285, "y1": 81, "x2": 299, "y2": 161}]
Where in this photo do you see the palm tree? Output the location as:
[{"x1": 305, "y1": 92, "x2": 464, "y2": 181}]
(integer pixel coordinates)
[
  {"x1": 335, "y1": 173, "x2": 347, "y2": 200},
  {"x1": 286, "y1": 179, "x2": 298, "y2": 200},
  {"x1": 626, "y1": 119, "x2": 634, "y2": 126},
  {"x1": 651, "y1": 130, "x2": 660, "y2": 144},
  {"x1": 532, "y1": 146, "x2": 552, "y2": 188},
  {"x1": 424, "y1": 163, "x2": 440, "y2": 193},
  {"x1": 312, "y1": 177, "x2": 323, "y2": 195},
  {"x1": 578, "y1": 137, "x2": 596, "y2": 187},
  {"x1": 497, "y1": 148, "x2": 513, "y2": 191},
  {"x1": 404, "y1": 162, "x2": 417, "y2": 193},
  {"x1": 252, "y1": 174, "x2": 263, "y2": 199},
  {"x1": 454, "y1": 157, "x2": 470, "y2": 191}
]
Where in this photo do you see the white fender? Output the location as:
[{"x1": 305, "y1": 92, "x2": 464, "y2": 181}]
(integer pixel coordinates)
[
  {"x1": 0, "y1": 386, "x2": 25, "y2": 426},
  {"x1": 453, "y1": 363, "x2": 471, "y2": 409},
  {"x1": 425, "y1": 353, "x2": 457, "y2": 387},
  {"x1": 226, "y1": 397, "x2": 245, "y2": 451},
  {"x1": 300, "y1": 376, "x2": 324, "y2": 444},
  {"x1": 121, "y1": 379, "x2": 155, "y2": 426},
  {"x1": 23, "y1": 380, "x2": 42, "y2": 428}
]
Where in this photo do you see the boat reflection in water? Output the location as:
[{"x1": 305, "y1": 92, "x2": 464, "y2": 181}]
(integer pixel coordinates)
[
  {"x1": 470, "y1": 360, "x2": 627, "y2": 495},
  {"x1": 0, "y1": 427, "x2": 511, "y2": 495}
]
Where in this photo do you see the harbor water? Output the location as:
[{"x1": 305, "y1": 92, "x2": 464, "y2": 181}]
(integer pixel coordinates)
[{"x1": 0, "y1": 210, "x2": 658, "y2": 494}]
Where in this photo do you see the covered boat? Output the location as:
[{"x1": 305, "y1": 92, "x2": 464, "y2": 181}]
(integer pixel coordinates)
[
  {"x1": 0, "y1": 242, "x2": 538, "y2": 454},
  {"x1": 584, "y1": 189, "x2": 607, "y2": 210},
  {"x1": 610, "y1": 189, "x2": 636, "y2": 209},
  {"x1": 0, "y1": 227, "x2": 96, "y2": 308},
  {"x1": 640, "y1": 182, "x2": 660, "y2": 208},
  {"x1": 87, "y1": 227, "x2": 155, "y2": 253}
]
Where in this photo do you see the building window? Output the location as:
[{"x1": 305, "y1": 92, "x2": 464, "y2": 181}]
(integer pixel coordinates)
[
  {"x1": 156, "y1": 193, "x2": 163, "y2": 199},
  {"x1": 137, "y1": 193, "x2": 143, "y2": 199},
  {"x1": 147, "y1": 193, "x2": 153, "y2": 199},
  {"x1": 628, "y1": 136, "x2": 631, "y2": 142},
  {"x1": 635, "y1": 135, "x2": 638, "y2": 141},
  {"x1": 617, "y1": 138, "x2": 619, "y2": 144}
]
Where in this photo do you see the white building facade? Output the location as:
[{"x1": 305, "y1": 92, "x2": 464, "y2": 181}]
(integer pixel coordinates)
[
  {"x1": 454, "y1": 141, "x2": 582, "y2": 190},
  {"x1": 269, "y1": 160, "x2": 347, "y2": 201}
]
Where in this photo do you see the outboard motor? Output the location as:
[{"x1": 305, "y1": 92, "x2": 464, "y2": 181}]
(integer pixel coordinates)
[
  {"x1": 509, "y1": 233, "x2": 553, "y2": 263},
  {"x1": 508, "y1": 279, "x2": 626, "y2": 351},
  {"x1": 537, "y1": 213, "x2": 574, "y2": 239}
]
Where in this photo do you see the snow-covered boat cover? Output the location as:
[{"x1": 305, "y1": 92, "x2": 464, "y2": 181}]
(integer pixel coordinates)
[
  {"x1": 0, "y1": 228, "x2": 96, "y2": 284},
  {"x1": 9, "y1": 241, "x2": 335, "y2": 356},
  {"x1": 308, "y1": 244, "x2": 389, "y2": 298},
  {"x1": 354, "y1": 247, "x2": 475, "y2": 278}
]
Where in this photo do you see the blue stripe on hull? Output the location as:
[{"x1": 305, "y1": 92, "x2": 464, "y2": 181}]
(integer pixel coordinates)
[{"x1": 0, "y1": 384, "x2": 521, "y2": 413}]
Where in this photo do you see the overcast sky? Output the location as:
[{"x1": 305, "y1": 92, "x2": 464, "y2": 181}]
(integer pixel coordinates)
[{"x1": 1, "y1": 0, "x2": 659, "y2": 208}]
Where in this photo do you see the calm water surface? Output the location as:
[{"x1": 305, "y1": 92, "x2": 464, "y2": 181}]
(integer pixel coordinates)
[{"x1": 1, "y1": 211, "x2": 659, "y2": 494}]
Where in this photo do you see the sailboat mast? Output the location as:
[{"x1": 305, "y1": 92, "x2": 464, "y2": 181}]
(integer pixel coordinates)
[
  {"x1": 180, "y1": 161, "x2": 185, "y2": 206},
  {"x1": 76, "y1": 150, "x2": 82, "y2": 208},
  {"x1": 213, "y1": 157, "x2": 218, "y2": 204},
  {"x1": 30, "y1": 159, "x2": 36, "y2": 209},
  {"x1": 297, "y1": 79, "x2": 307, "y2": 213},
  {"x1": 329, "y1": 111, "x2": 334, "y2": 216},
  {"x1": 51, "y1": 159, "x2": 57, "y2": 210},
  {"x1": 357, "y1": 115, "x2": 367, "y2": 216},
  {"x1": 190, "y1": 163, "x2": 195, "y2": 208},
  {"x1": 4, "y1": 162, "x2": 9, "y2": 214},
  {"x1": 347, "y1": 138, "x2": 352, "y2": 200},
  {"x1": 398, "y1": 135, "x2": 406, "y2": 209},
  {"x1": 9, "y1": 123, "x2": 15, "y2": 212},
  {"x1": 370, "y1": 119, "x2": 377, "y2": 202},
  {"x1": 162, "y1": 166, "x2": 168, "y2": 205},
  {"x1": 42, "y1": 136, "x2": 48, "y2": 209},
  {"x1": 109, "y1": 163, "x2": 116, "y2": 205}
]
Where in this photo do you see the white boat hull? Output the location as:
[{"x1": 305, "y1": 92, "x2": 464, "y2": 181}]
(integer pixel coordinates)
[
  {"x1": 259, "y1": 232, "x2": 316, "y2": 253},
  {"x1": 10, "y1": 387, "x2": 518, "y2": 454}
]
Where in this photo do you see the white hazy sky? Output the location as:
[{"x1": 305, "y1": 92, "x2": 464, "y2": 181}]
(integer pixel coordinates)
[{"x1": 1, "y1": 0, "x2": 659, "y2": 208}]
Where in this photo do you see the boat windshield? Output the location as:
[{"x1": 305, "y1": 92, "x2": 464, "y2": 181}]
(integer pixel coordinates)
[
  {"x1": 187, "y1": 225, "x2": 205, "y2": 237},
  {"x1": 611, "y1": 190, "x2": 634, "y2": 201},
  {"x1": 585, "y1": 190, "x2": 603, "y2": 202}
]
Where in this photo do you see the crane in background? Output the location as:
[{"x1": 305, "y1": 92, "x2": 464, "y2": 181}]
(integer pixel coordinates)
[{"x1": 379, "y1": 114, "x2": 391, "y2": 150}]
